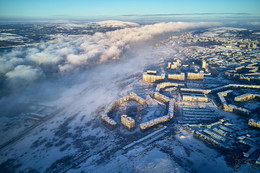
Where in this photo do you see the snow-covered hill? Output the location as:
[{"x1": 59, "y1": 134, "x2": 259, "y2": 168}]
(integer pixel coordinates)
[
  {"x1": 94, "y1": 20, "x2": 140, "y2": 28},
  {"x1": 199, "y1": 27, "x2": 248, "y2": 37}
]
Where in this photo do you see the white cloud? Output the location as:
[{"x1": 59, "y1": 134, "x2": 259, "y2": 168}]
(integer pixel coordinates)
[
  {"x1": 0, "y1": 59, "x2": 14, "y2": 74},
  {"x1": 0, "y1": 21, "x2": 221, "y2": 86},
  {"x1": 248, "y1": 21, "x2": 260, "y2": 25},
  {"x1": 58, "y1": 63, "x2": 74, "y2": 73},
  {"x1": 28, "y1": 51, "x2": 62, "y2": 65},
  {"x1": 67, "y1": 54, "x2": 87, "y2": 65},
  {"x1": 6, "y1": 65, "x2": 43, "y2": 85}
]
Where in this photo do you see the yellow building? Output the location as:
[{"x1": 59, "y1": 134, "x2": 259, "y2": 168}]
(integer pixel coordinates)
[
  {"x1": 202, "y1": 60, "x2": 207, "y2": 69},
  {"x1": 168, "y1": 73, "x2": 185, "y2": 81},
  {"x1": 140, "y1": 115, "x2": 171, "y2": 130},
  {"x1": 187, "y1": 73, "x2": 204, "y2": 80},
  {"x1": 180, "y1": 88, "x2": 211, "y2": 94},
  {"x1": 182, "y1": 95, "x2": 209, "y2": 102},
  {"x1": 101, "y1": 114, "x2": 117, "y2": 126},
  {"x1": 142, "y1": 71, "x2": 165, "y2": 83},
  {"x1": 121, "y1": 114, "x2": 135, "y2": 130},
  {"x1": 234, "y1": 94, "x2": 260, "y2": 102},
  {"x1": 167, "y1": 60, "x2": 181, "y2": 69},
  {"x1": 248, "y1": 119, "x2": 260, "y2": 128}
]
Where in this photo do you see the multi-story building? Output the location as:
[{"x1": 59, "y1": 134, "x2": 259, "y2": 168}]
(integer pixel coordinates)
[
  {"x1": 187, "y1": 73, "x2": 204, "y2": 80},
  {"x1": 182, "y1": 93, "x2": 209, "y2": 102},
  {"x1": 202, "y1": 59, "x2": 207, "y2": 69},
  {"x1": 168, "y1": 73, "x2": 185, "y2": 80},
  {"x1": 121, "y1": 114, "x2": 135, "y2": 130},
  {"x1": 142, "y1": 71, "x2": 165, "y2": 83}
]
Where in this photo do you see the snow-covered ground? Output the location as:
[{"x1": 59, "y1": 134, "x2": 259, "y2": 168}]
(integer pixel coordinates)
[
  {"x1": 200, "y1": 27, "x2": 247, "y2": 37},
  {"x1": 95, "y1": 20, "x2": 140, "y2": 28},
  {"x1": 0, "y1": 23, "x2": 259, "y2": 172},
  {"x1": 0, "y1": 33, "x2": 24, "y2": 41}
]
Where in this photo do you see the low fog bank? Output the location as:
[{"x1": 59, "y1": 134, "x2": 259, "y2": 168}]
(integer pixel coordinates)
[
  {"x1": 0, "y1": 43, "x2": 156, "y2": 117},
  {"x1": 0, "y1": 21, "x2": 221, "y2": 117}
]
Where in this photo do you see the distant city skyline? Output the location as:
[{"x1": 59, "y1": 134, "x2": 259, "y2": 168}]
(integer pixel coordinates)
[{"x1": 0, "y1": 0, "x2": 260, "y2": 22}]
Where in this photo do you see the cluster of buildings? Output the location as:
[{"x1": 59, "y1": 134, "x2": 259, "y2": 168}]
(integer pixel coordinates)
[
  {"x1": 147, "y1": 29, "x2": 260, "y2": 165},
  {"x1": 211, "y1": 84, "x2": 260, "y2": 93},
  {"x1": 101, "y1": 29, "x2": 260, "y2": 166},
  {"x1": 238, "y1": 135, "x2": 260, "y2": 164},
  {"x1": 140, "y1": 101, "x2": 174, "y2": 130},
  {"x1": 103, "y1": 57, "x2": 259, "y2": 132},
  {"x1": 116, "y1": 93, "x2": 147, "y2": 106},
  {"x1": 140, "y1": 82, "x2": 178, "y2": 130},
  {"x1": 155, "y1": 82, "x2": 184, "y2": 92},
  {"x1": 142, "y1": 70, "x2": 165, "y2": 83},
  {"x1": 142, "y1": 59, "x2": 210, "y2": 83},
  {"x1": 153, "y1": 82, "x2": 182, "y2": 103},
  {"x1": 183, "y1": 119, "x2": 244, "y2": 150},
  {"x1": 178, "y1": 85, "x2": 211, "y2": 103},
  {"x1": 183, "y1": 119, "x2": 242, "y2": 149},
  {"x1": 234, "y1": 93, "x2": 260, "y2": 102},
  {"x1": 213, "y1": 83, "x2": 260, "y2": 116},
  {"x1": 167, "y1": 60, "x2": 181, "y2": 69},
  {"x1": 103, "y1": 56, "x2": 260, "y2": 131},
  {"x1": 157, "y1": 28, "x2": 260, "y2": 73},
  {"x1": 183, "y1": 119, "x2": 260, "y2": 164},
  {"x1": 217, "y1": 90, "x2": 250, "y2": 115},
  {"x1": 182, "y1": 92, "x2": 209, "y2": 102},
  {"x1": 236, "y1": 41, "x2": 258, "y2": 49},
  {"x1": 101, "y1": 90, "x2": 175, "y2": 131},
  {"x1": 143, "y1": 71, "x2": 206, "y2": 83},
  {"x1": 225, "y1": 63, "x2": 260, "y2": 83},
  {"x1": 101, "y1": 93, "x2": 146, "y2": 128},
  {"x1": 179, "y1": 105, "x2": 219, "y2": 124},
  {"x1": 248, "y1": 119, "x2": 260, "y2": 129},
  {"x1": 142, "y1": 70, "x2": 206, "y2": 83}
]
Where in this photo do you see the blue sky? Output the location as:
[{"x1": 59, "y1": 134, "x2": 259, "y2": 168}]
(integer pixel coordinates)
[{"x1": 0, "y1": 0, "x2": 260, "y2": 21}]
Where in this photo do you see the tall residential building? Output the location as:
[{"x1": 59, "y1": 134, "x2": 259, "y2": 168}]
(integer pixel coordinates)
[
  {"x1": 121, "y1": 115, "x2": 135, "y2": 130},
  {"x1": 202, "y1": 59, "x2": 207, "y2": 69}
]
